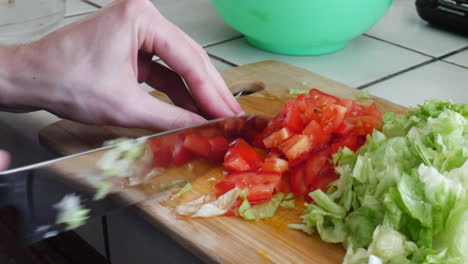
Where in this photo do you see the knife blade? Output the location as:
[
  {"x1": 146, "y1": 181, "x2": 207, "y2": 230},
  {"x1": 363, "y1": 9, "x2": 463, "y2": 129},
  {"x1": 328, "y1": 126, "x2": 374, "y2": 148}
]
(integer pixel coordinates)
[{"x1": 0, "y1": 115, "x2": 269, "y2": 245}]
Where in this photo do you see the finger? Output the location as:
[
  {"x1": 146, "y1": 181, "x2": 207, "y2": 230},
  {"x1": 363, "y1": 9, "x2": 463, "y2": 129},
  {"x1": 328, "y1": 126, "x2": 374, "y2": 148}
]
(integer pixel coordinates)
[
  {"x1": 112, "y1": 86, "x2": 206, "y2": 131},
  {"x1": 138, "y1": 12, "x2": 242, "y2": 118},
  {"x1": 181, "y1": 34, "x2": 243, "y2": 115},
  {"x1": 138, "y1": 58, "x2": 201, "y2": 115},
  {"x1": 0, "y1": 150, "x2": 10, "y2": 171}
]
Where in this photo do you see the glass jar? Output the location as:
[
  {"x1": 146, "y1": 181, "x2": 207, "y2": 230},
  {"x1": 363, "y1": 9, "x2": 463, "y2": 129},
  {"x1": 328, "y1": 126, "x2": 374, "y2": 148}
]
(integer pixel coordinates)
[{"x1": 0, "y1": 0, "x2": 65, "y2": 45}]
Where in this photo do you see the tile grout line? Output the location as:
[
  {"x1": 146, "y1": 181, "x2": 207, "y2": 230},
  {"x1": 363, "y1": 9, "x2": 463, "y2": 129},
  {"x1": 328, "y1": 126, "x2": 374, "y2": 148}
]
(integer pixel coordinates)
[
  {"x1": 207, "y1": 53, "x2": 239, "y2": 67},
  {"x1": 64, "y1": 10, "x2": 96, "y2": 18},
  {"x1": 363, "y1": 33, "x2": 436, "y2": 58},
  {"x1": 203, "y1": 35, "x2": 244, "y2": 49},
  {"x1": 442, "y1": 60, "x2": 468, "y2": 70},
  {"x1": 436, "y1": 46, "x2": 468, "y2": 60},
  {"x1": 357, "y1": 58, "x2": 437, "y2": 90},
  {"x1": 81, "y1": 0, "x2": 103, "y2": 8}
]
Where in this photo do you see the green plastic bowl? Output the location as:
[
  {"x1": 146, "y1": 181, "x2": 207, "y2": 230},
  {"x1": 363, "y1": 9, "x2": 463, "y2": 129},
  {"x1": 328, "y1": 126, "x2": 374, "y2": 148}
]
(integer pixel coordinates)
[{"x1": 210, "y1": 0, "x2": 393, "y2": 55}]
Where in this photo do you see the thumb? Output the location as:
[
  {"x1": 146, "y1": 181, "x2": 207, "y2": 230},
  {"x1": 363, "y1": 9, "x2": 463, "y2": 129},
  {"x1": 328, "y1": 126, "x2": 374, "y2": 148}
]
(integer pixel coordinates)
[
  {"x1": 0, "y1": 150, "x2": 10, "y2": 171},
  {"x1": 115, "y1": 89, "x2": 207, "y2": 131}
]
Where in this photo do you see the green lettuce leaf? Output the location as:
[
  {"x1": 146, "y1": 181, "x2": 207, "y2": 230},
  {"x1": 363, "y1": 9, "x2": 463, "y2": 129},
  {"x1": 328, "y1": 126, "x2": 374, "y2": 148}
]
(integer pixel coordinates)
[
  {"x1": 239, "y1": 193, "x2": 285, "y2": 220},
  {"x1": 299, "y1": 100, "x2": 468, "y2": 263}
]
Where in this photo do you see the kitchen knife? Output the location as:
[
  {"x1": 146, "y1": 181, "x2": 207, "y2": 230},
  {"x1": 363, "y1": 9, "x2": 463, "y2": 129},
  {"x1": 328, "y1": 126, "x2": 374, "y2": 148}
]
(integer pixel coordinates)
[{"x1": 0, "y1": 115, "x2": 268, "y2": 245}]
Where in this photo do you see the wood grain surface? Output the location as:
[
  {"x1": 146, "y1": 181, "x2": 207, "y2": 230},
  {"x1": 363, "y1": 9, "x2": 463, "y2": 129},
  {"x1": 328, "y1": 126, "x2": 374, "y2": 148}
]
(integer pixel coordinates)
[{"x1": 38, "y1": 60, "x2": 407, "y2": 264}]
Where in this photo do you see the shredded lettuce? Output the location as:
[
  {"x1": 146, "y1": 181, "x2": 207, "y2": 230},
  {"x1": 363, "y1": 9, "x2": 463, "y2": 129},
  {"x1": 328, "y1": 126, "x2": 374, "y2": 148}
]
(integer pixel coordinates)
[
  {"x1": 239, "y1": 192, "x2": 285, "y2": 220},
  {"x1": 54, "y1": 194, "x2": 90, "y2": 230},
  {"x1": 289, "y1": 89, "x2": 308, "y2": 95},
  {"x1": 88, "y1": 138, "x2": 153, "y2": 200},
  {"x1": 171, "y1": 183, "x2": 192, "y2": 200},
  {"x1": 175, "y1": 188, "x2": 241, "y2": 218},
  {"x1": 160, "y1": 180, "x2": 185, "y2": 190},
  {"x1": 299, "y1": 101, "x2": 468, "y2": 263},
  {"x1": 357, "y1": 91, "x2": 370, "y2": 99},
  {"x1": 280, "y1": 199, "x2": 296, "y2": 208}
]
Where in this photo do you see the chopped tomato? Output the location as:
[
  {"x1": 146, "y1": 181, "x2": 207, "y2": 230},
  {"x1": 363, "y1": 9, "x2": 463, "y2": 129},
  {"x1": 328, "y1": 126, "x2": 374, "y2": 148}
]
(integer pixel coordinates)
[
  {"x1": 331, "y1": 134, "x2": 363, "y2": 153},
  {"x1": 279, "y1": 135, "x2": 312, "y2": 160},
  {"x1": 335, "y1": 120, "x2": 355, "y2": 136},
  {"x1": 309, "y1": 89, "x2": 340, "y2": 106},
  {"x1": 148, "y1": 139, "x2": 172, "y2": 167},
  {"x1": 309, "y1": 172, "x2": 338, "y2": 193},
  {"x1": 183, "y1": 135, "x2": 209, "y2": 157},
  {"x1": 207, "y1": 136, "x2": 229, "y2": 162},
  {"x1": 264, "y1": 100, "x2": 304, "y2": 135},
  {"x1": 224, "y1": 198, "x2": 243, "y2": 217},
  {"x1": 172, "y1": 136, "x2": 193, "y2": 166},
  {"x1": 304, "y1": 150, "x2": 330, "y2": 187},
  {"x1": 295, "y1": 93, "x2": 309, "y2": 112},
  {"x1": 289, "y1": 165, "x2": 308, "y2": 196},
  {"x1": 263, "y1": 127, "x2": 293, "y2": 149},
  {"x1": 303, "y1": 120, "x2": 331, "y2": 149},
  {"x1": 224, "y1": 139, "x2": 264, "y2": 172},
  {"x1": 320, "y1": 104, "x2": 347, "y2": 133},
  {"x1": 261, "y1": 154, "x2": 288, "y2": 173},
  {"x1": 216, "y1": 172, "x2": 282, "y2": 203}
]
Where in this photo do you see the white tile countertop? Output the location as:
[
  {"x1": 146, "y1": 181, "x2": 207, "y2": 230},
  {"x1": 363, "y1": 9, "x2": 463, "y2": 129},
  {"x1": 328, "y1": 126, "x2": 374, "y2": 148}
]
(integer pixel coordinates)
[{"x1": 1, "y1": 0, "x2": 468, "y2": 263}]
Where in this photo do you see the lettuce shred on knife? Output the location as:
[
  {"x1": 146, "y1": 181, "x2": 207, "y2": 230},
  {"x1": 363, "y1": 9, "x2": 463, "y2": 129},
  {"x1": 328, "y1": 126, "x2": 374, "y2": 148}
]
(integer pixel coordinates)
[{"x1": 293, "y1": 101, "x2": 468, "y2": 263}]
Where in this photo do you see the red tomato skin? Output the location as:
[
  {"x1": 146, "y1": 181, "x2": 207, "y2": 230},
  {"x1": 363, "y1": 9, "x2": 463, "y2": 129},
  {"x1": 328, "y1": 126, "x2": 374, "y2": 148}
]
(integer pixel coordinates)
[
  {"x1": 224, "y1": 198, "x2": 243, "y2": 217},
  {"x1": 224, "y1": 139, "x2": 264, "y2": 172},
  {"x1": 207, "y1": 136, "x2": 229, "y2": 162},
  {"x1": 289, "y1": 165, "x2": 308, "y2": 196},
  {"x1": 183, "y1": 135, "x2": 210, "y2": 157},
  {"x1": 331, "y1": 134, "x2": 362, "y2": 154},
  {"x1": 309, "y1": 89, "x2": 340, "y2": 106},
  {"x1": 263, "y1": 127, "x2": 293, "y2": 149},
  {"x1": 303, "y1": 120, "x2": 332, "y2": 149},
  {"x1": 320, "y1": 104, "x2": 347, "y2": 133},
  {"x1": 304, "y1": 152, "x2": 329, "y2": 187},
  {"x1": 172, "y1": 137, "x2": 193, "y2": 166},
  {"x1": 215, "y1": 172, "x2": 281, "y2": 203},
  {"x1": 283, "y1": 100, "x2": 304, "y2": 133},
  {"x1": 148, "y1": 139, "x2": 172, "y2": 167}
]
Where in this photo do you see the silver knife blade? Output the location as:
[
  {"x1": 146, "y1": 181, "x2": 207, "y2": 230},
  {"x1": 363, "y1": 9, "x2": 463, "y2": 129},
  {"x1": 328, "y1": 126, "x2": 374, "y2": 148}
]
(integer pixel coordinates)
[{"x1": 0, "y1": 115, "x2": 269, "y2": 245}]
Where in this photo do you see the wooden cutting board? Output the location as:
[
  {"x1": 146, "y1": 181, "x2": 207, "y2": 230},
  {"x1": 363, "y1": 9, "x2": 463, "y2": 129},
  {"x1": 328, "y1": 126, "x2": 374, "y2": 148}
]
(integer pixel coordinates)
[{"x1": 39, "y1": 60, "x2": 407, "y2": 264}]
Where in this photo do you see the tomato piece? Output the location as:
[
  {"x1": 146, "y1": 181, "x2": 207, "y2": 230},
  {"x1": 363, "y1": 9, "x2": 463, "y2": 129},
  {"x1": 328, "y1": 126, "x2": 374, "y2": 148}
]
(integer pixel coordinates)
[
  {"x1": 261, "y1": 155, "x2": 288, "y2": 173},
  {"x1": 348, "y1": 116, "x2": 382, "y2": 136},
  {"x1": 264, "y1": 100, "x2": 304, "y2": 135},
  {"x1": 263, "y1": 127, "x2": 293, "y2": 149},
  {"x1": 320, "y1": 104, "x2": 347, "y2": 133},
  {"x1": 283, "y1": 101, "x2": 304, "y2": 133},
  {"x1": 224, "y1": 139, "x2": 264, "y2": 172},
  {"x1": 303, "y1": 120, "x2": 332, "y2": 149},
  {"x1": 172, "y1": 136, "x2": 193, "y2": 166},
  {"x1": 183, "y1": 135, "x2": 210, "y2": 157},
  {"x1": 309, "y1": 174, "x2": 336, "y2": 193},
  {"x1": 309, "y1": 89, "x2": 340, "y2": 106},
  {"x1": 335, "y1": 120, "x2": 355, "y2": 136},
  {"x1": 295, "y1": 93, "x2": 309, "y2": 112},
  {"x1": 148, "y1": 139, "x2": 172, "y2": 167},
  {"x1": 247, "y1": 184, "x2": 275, "y2": 203},
  {"x1": 289, "y1": 165, "x2": 307, "y2": 196},
  {"x1": 331, "y1": 134, "x2": 362, "y2": 153},
  {"x1": 224, "y1": 198, "x2": 243, "y2": 217},
  {"x1": 207, "y1": 136, "x2": 229, "y2": 162},
  {"x1": 279, "y1": 135, "x2": 312, "y2": 160},
  {"x1": 304, "y1": 152, "x2": 330, "y2": 187},
  {"x1": 215, "y1": 172, "x2": 282, "y2": 203}
]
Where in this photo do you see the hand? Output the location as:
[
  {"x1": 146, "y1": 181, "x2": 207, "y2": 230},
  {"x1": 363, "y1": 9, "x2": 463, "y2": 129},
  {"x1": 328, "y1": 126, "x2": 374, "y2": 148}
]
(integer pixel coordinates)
[
  {"x1": 0, "y1": 150, "x2": 9, "y2": 171},
  {"x1": 0, "y1": 0, "x2": 242, "y2": 131}
]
